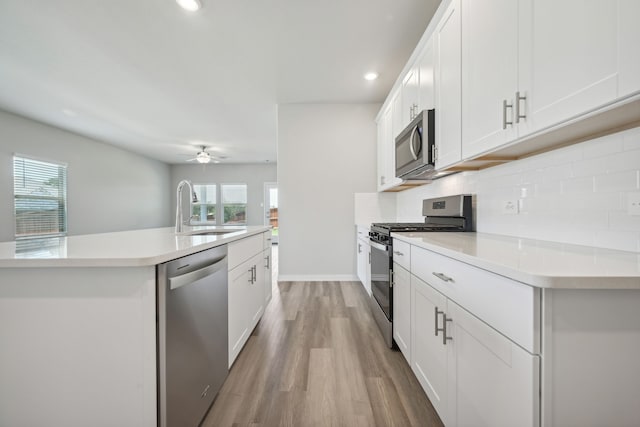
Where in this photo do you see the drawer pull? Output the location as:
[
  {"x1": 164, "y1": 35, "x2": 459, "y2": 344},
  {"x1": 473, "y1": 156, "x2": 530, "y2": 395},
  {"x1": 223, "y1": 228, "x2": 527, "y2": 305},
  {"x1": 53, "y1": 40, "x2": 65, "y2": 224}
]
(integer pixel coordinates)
[
  {"x1": 432, "y1": 272, "x2": 453, "y2": 283},
  {"x1": 393, "y1": 250, "x2": 404, "y2": 256}
]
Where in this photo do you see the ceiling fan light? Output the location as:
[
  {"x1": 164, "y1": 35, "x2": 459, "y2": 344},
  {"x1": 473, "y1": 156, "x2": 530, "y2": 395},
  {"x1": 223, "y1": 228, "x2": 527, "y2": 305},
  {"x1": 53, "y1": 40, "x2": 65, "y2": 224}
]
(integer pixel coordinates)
[
  {"x1": 176, "y1": 0, "x2": 202, "y2": 12},
  {"x1": 196, "y1": 152, "x2": 211, "y2": 163}
]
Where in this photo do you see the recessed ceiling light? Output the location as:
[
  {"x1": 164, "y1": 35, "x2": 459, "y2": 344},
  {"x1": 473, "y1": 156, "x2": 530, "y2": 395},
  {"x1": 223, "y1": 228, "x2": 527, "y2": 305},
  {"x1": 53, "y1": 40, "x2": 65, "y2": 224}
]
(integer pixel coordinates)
[
  {"x1": 364, "y1": 72, "x2": 379, "y2": 81},
  {"x1": 176, "y1": 0, "x2": 202, "y2": 12}
]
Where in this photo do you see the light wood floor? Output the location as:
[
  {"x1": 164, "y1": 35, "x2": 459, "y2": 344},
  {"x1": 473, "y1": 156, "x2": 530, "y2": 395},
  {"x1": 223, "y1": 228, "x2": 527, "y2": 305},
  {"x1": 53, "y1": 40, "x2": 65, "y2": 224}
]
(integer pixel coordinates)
[{"x1": 202, "y1": 277, "x2": 443, "y2": 427}]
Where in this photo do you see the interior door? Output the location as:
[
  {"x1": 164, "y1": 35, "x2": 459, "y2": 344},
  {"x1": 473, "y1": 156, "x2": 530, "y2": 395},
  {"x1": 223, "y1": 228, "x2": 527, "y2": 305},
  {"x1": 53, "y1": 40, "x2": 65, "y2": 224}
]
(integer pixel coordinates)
[{"x1": 263, "y1": 182, "x2": 278, "y2": 244}]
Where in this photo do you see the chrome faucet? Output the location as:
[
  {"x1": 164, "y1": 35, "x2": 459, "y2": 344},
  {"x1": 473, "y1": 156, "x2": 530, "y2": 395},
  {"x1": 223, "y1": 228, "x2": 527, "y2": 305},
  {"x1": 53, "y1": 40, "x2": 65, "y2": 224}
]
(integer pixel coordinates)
[{"x1": 175, "y1": 180, "x2": 198, "y2": 233}]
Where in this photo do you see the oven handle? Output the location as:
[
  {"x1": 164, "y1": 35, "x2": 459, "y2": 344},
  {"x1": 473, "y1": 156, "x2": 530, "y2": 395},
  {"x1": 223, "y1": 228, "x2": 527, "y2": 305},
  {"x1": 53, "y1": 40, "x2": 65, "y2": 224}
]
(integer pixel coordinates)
[{"x1": 369, "y1": 240, "x2": 389, "y2": 253}]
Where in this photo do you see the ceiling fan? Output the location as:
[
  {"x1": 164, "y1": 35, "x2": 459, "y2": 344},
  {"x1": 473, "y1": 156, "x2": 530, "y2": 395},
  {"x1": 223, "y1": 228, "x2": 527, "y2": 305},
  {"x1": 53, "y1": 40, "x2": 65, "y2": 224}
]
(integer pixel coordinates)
[{"x1": 186, "y1": 146, "x2": 223, "y2": 164}]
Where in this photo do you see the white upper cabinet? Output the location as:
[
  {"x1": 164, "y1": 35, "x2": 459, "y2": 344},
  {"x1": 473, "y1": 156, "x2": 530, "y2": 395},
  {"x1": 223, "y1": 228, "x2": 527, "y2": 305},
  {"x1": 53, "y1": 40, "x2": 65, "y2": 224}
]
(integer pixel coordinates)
[
  {"x1": 434, "y1": 0, "x2": 462, "y2": 170},
  {"x1": 619, "y1": 0, "x2": 640, "y2": 97},
  {"x1": 418, "y1": 37, "x2": 436, "y2": 111},
  {"x1": 402, "y1": 65, "x2": 420, "y2": 127},
  {"x1": 376, "y1": 98, "x2": 403, "y2": 191},
  {"x1": 519, "y1": 0, "x2": 619, "y2": 134},
  {"x1": 461, "y1": 0, "x2": 518, "y2": 158}
]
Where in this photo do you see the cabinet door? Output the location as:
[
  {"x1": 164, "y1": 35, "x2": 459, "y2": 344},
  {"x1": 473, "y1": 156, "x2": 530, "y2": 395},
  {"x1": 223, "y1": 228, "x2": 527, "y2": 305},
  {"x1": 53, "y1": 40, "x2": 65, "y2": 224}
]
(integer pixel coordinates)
[
  {"x1": 418, "y1": 37, "x2": 435, "y2": 111},
  {"x1": 619, "y1": 0, "x2": 640, "y2": 97},
  {"x1": 357, "y1": 237, "x2": 371, "y2": 296},
  {"x1": 248, "y1": 253, "x2": 265, "y2": 332},
  {"x1": 434, "y1": 0, "x2": 462, "y2": 169},
  {"x1": 376, "y1": 106, "x2": 400, "y2": 191},
  {"x1": 411, "y1": 275, "x2": 449, "y2": 424},
  {"x1": 392, "y1": 263, "x2": 411, "y2": 362},
  {"x1": 228, "y1": 261, "x2": 252, "y2": 367},
  {"x1": 461, "y1": 0, "x2": 518, "y2": 158},
  {"x1": 264, "y1": 247, "x2": 272, "y2": 305},
  {"x1": 402, "y1": 65, "x2": 420, "y2": 126},
  {"x1": 447, "y1": 300, "x2": 539, "y2": 427},
  {"x1": 519, "y1": 0, "x2": 618, "y2": 135}
]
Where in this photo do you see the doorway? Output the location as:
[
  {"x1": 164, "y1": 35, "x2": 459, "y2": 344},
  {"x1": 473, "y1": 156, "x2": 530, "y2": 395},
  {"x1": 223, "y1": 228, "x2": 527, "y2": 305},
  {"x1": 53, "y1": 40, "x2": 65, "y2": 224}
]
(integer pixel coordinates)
[{"x1": 264, "y1": 182, "x2": 278, "y2": 244}]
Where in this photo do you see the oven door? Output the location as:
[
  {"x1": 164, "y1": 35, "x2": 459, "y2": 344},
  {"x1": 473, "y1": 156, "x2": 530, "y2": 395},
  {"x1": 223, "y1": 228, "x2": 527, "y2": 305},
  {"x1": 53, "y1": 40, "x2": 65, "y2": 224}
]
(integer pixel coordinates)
[{"x1": 369, "y1": 239, "x2": 392, "y2": 320}]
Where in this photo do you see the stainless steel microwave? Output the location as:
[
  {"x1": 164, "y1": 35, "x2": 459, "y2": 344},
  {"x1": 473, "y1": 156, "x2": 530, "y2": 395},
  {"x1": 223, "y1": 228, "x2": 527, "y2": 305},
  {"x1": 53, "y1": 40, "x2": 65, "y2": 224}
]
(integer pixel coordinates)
[{"x1": 395, "y1": 109, "x2": 435, "y2": 180}]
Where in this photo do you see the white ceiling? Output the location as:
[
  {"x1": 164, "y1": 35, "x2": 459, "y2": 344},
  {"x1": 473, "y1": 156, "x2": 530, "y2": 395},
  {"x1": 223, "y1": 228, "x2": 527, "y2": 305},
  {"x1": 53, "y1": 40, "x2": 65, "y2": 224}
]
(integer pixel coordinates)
[{"x1": 0, "y1": 0, "x2": 440, "y2": 164}]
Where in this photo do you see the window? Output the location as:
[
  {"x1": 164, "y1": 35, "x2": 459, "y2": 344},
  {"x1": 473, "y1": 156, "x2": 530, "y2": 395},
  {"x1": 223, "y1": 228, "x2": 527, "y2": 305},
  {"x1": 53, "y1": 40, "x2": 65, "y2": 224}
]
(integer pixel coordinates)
[
  {"x1": 13, "y1": 155, "x2": 67, "y2": 238},
  {"x1": 222, "y1": 184, "x2": 247, "y2": 225},
  {"x1": 192, "y1": 184, "x2": 217, "y2": 223}
]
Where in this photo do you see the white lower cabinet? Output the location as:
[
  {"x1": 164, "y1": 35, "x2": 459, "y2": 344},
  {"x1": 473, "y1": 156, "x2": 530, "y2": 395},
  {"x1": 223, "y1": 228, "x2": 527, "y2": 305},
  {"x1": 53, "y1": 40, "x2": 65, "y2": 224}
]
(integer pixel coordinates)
[
  {"x1": 411, "y1": 275, "x2": 448, "y2": 424},
  {"x1": 263, "y1": 245, "x2": 272, "y2": 305},
  {"x1": 228, "y1": 233, "x2": 268, "y2": 367},
  {"x1": 356, "y1": 227, "x2": 371, "y2": 295},
  {"x1": 411, "y1": 274, "x2": 539, "y2": 427},
  {"x1": 446, "y1": 300, "x2": 539, "y2": 427},
  {"x1": 392, "y1": 263, "x2": 411, "y2": 361}
]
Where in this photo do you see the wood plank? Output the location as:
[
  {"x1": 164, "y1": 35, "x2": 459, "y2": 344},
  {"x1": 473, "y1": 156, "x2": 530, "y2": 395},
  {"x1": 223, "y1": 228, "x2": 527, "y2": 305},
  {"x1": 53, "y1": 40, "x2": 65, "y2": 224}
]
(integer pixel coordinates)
[{"x1": 203, "y1": 281, "x2": 444, "y2": 426}]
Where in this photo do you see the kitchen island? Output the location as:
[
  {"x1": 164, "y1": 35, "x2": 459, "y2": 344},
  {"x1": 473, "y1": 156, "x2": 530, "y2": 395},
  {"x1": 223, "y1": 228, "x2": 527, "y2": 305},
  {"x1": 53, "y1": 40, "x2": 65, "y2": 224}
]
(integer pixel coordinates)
[
  {"x1": 389, "y1": 231, "x2": 640, "y2": 427},
  {"x1": 0, "y1": 225, "x2": 270, "y2": 427}
]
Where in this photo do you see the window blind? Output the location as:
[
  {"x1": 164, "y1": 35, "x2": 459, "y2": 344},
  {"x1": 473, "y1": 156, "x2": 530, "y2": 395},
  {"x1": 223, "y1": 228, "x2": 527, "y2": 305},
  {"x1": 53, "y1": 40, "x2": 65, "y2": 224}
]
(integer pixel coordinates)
[{"x1": 13, "y1": 155, "x2": 67, "y2": 238}]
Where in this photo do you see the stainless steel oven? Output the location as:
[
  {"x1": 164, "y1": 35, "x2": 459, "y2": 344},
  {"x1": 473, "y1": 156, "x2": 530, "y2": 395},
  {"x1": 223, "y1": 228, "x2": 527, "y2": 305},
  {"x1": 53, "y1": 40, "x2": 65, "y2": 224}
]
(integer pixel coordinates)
[{"x1": 369, "y1": 238, "x2": 392, "y2": 344}]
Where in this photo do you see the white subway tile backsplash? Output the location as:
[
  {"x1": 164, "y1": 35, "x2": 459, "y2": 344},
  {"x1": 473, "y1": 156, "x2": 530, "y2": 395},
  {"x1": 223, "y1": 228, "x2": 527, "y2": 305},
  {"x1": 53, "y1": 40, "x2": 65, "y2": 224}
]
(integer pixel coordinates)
[
  {"x1": 622, "y1": 126, "x2": 640, "y2": 151},
  {"x1": 604, "y1": 149, "x2": 640, "y2": 173},
  {"x1": 561, "y1": 176, "x2": 595, "y2": 194},
  {"x1": 594, "y1": 170, "x2": 639, "y2": 192},
  {"x1": 609, "y1": 211, "x2": 640, "y2": 232},
  {"x1": 392, "y1": 125, "x2": 640, "y2": 252}
]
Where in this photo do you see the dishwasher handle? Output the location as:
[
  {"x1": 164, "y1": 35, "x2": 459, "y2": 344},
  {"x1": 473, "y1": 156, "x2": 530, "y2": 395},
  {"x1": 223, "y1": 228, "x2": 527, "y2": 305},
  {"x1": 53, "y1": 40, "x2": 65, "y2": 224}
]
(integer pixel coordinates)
[{"x1": 169, "y1": 255, "x2": 227, "y2": 290}]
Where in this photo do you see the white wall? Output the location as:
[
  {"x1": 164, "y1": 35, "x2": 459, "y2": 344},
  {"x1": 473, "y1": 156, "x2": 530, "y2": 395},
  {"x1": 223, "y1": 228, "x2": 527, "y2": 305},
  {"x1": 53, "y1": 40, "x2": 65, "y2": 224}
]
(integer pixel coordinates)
[
  {"x1": 278, "y1": 103, "x2": 379, "y2": 281},
  {"x1": 0, "y1": 110, "x2": 171, "y2": 242},
  {"x1": 395, "y1": 125, "x2": 640, "y2": 252},
  {"x1": 170, "y1": 163, "x2": 277, "y2": 226}
]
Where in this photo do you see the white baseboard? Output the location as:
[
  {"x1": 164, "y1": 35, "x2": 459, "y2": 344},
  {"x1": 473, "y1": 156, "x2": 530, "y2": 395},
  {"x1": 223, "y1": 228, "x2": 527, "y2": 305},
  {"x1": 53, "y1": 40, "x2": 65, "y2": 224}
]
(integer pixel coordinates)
[{"x1": 278, "y1": 274, "x2": 359, "y2": 282}]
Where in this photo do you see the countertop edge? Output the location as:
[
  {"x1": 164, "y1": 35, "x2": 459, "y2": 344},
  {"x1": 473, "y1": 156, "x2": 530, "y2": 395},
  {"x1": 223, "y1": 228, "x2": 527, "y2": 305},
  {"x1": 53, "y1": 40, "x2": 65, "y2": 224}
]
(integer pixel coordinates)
[
  {"x1": 0, "y1": 226, "x2": 270, "y2": 268},
  {"x1": 391, "y1": 231, "x2": 640, "y2": 290}
]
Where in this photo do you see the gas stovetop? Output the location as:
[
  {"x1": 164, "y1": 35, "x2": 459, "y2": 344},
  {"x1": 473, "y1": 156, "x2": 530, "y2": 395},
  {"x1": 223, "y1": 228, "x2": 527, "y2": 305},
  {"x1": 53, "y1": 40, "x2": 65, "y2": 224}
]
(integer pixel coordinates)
[{"x1": 370, "y1": 222, "x2": 465, "y2": 236}]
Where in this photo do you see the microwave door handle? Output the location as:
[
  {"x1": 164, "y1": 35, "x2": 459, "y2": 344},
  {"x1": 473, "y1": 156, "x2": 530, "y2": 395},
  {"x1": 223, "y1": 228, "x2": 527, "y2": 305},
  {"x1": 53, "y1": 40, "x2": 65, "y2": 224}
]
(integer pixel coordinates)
[{"x1": 409, "y1": 126, "x2": 419, "y2": 160}]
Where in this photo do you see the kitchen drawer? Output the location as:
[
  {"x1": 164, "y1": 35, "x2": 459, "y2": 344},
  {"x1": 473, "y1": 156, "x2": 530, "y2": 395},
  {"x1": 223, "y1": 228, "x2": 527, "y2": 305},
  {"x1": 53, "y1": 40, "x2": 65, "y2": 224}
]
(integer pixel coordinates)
[
  {"x1": 228, "y1": 234, "x2": 263, "y2": 270},
  {"x1": 263, "y1": 231, "x2": 272, "y2": 249},
  {"x1": 392, "y1": 239, "x2": 411, "y2": 271},
  {"x1": 411, "y1": 246, "x2": 540, "y2": 353}
]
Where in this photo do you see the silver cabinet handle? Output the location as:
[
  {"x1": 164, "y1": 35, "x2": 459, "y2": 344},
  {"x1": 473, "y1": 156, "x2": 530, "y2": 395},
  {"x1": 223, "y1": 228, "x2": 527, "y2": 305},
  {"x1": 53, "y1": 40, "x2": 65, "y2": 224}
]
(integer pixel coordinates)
[
  {"x1": 443, "y1": 315, "x2": 453, "y2": 345},
  {"x1": 368, "y1": 252, "x2": 371, "y2": 264},
  {"x1": 502, "y1": 99, "x2": 514, "y2": 129},
  {"x1": 435, "y1": 306, "x2": 443, "y2": 336},
  {"x1": 432, "y1": 144, "x2": 437, "y2": 162},
  {"x1": 358, "y1": 243, "x2": 362, "y2": 254},
  {"x1": 515, "y1": 91, "x2": 527, "y2": 123},
  {"x1": 248, "y1": 266, "x2": 254, "y2": 283},
  {"x1": 390, "y1": 270, "x2": 394, "y2": 288},
  {"x1": 393, "y1": 250, "x2": 404, "y2": 256},
  {"x1": 432, "y1": 272, "x2": 453, "y2": 282},
  {"x1": 254, "y1": 265, "x2": 257, "y2": 282},
  {"x1": 265, "y1": 255, "x2": 270, "y2": 269}
]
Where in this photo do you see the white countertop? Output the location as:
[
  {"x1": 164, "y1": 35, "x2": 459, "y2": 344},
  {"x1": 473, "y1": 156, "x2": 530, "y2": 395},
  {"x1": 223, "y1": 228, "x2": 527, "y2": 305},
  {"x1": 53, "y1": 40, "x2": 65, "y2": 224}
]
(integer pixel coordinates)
[
  {"x1": 391, "y1": 231, "x2": 640, "y2": 289},
  {"x1": 0, "y1": 226, "x2": 270, "y2": 268}
]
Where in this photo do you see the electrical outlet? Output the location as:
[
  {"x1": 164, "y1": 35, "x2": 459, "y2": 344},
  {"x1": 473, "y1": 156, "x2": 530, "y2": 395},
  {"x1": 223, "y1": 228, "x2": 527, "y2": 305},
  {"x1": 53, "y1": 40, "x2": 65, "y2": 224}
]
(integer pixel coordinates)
[
  {"x1": 502, "y1": 199, "x2": 519, "y2": 215},
  {"x1": 628, "y1": 192, "x2": 640, "y2": 216}
]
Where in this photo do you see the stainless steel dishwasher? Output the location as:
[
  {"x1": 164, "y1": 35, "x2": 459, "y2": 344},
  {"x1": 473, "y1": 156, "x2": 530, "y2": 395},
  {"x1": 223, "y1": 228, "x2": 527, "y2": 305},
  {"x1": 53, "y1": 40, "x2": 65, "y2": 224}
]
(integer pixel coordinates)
[{"x1": 157, "y1": 245, "x2": 228, "y2": 427}]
